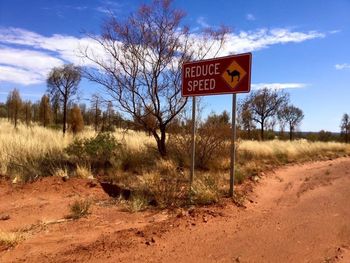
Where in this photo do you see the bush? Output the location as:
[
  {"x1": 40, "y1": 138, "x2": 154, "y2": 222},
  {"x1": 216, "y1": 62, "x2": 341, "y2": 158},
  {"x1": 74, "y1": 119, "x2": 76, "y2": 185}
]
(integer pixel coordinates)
[
  {"x1": 191, "y1": 173, "x2": 220, "y2": 205},
  {"x1": 140, "y1": 160, "x2": 188, "y2": 207},
  {"x1": 65, "y1": 133, "x2": 122, "y2": 173},
  {"x1": 123, "y1": 194, "x2": 149, "y2": 212},
  {"x1": 120, "y1": 144, "x2": 157, "y2": 174},
  {"x1": 168, "y1": 113, "x2": 230, "y2": 170},
  {"x1": 66, "y1": 200, "x2": 91, "y2": 220}
]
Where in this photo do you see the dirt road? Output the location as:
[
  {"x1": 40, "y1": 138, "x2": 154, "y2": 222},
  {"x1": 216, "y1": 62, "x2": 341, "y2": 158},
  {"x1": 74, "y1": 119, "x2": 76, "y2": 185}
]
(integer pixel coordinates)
[{"x1": 1, "y1": 157, "x2": 350, "y2": 262}]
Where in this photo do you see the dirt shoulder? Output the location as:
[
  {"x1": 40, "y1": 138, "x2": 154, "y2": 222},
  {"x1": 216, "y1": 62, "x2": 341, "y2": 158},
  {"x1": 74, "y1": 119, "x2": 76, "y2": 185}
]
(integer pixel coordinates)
[{"x1": 1, "y1": 157, "x2": 350, "y2": 263}]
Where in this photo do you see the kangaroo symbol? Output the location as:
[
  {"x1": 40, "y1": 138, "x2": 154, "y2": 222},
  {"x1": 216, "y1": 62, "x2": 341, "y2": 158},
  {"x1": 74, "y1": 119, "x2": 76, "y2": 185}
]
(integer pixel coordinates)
[{"x1": 227, "y1": 69, "x2": 240, "y2": 82}]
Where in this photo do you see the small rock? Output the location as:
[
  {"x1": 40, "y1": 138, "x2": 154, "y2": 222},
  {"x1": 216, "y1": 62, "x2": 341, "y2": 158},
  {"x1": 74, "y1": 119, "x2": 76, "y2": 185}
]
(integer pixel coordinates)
[
  {"x1": 202, "y1": 216, "x2": 208, "y2": 223},
  {"x1": 145, "y1": 237, "x2": 155, "y2": 245},
  {"x1": 252, "y1": 176, "x2": 260, "y2": 182},
  {"x1": 188, "y1": 208, "x2": 196, "y2": 217},
  {"x1": 0, "y1": 214, "x2": 10, "y2": 220},
  {"x1": 61, "y1": 175, "x2": 69, "y2": 182},
  {"x1": 87, "y1": 181, "x2": 97, "y2": 188},
  {"x1": 136, "y1": 231, "x2": 145, "y2": 237},
  {"x1": 176, "y1": 209, "x2": 187, "y2": 218}
]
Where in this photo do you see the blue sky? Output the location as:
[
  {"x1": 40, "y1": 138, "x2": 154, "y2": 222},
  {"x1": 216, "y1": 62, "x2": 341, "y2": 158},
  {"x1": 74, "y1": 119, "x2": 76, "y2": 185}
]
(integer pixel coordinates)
[{"x1": 0, "y1": 0, "x2": 349, "y2": 132}]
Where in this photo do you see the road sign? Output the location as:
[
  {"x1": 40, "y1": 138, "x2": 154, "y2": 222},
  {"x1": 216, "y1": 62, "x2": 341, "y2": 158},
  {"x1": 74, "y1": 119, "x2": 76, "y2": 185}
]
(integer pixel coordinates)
[{"x1": 182, "y1": 53, "x2": 252, "y2": 97}]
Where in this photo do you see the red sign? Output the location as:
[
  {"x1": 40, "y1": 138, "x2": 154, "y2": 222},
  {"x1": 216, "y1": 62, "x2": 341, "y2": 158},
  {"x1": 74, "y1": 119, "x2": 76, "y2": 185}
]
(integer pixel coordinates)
[{"x1": 182, "y1": 53, "x2": 252, "y2": 97}]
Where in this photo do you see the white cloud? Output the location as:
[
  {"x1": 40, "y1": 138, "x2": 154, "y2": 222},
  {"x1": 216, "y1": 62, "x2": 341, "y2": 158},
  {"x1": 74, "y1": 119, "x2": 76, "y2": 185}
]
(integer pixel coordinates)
[
  {"x1": 0, "y1": 46, "x2": 63, "y2": 73},
  {"x1": 329, "y1": 29, "x2": 341, "y2": 34},
  {"x1": 246, "y1": 13, "x2": 256, "y2": 21},
  {"x1": 95, "y1": 1, "x2": 123, "y2": 14},
  {"x1": 335, "y1": 63, "x2": 350, "y2": 70},
  {"x1": 252, "y1": 83, "x2": 307, "y2": 90},
  {"x1": 0, "y1": 27, "x2": 327, "y2": 86},
  {"x1": 0, "y1": 27, "x2": 103, "y2": 85},
  {"x1": 0, "y1": 65, "x2": 44, "y2": 85},
  {"x1": 221, "y1": 28, "x2": 325, "y2": 55},
  {"x1": 196, "y1": 17, "x2": 210, "y2": 28}
]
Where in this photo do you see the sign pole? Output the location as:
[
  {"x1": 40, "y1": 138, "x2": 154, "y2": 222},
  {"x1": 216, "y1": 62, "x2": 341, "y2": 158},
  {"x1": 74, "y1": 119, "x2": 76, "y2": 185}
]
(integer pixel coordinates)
[
  {"x1": 190, "y1": 96, "x2": 196, "y2": 191},
  {"x1": 229, "y1": 94, "x2": 237, "y2": 197}
]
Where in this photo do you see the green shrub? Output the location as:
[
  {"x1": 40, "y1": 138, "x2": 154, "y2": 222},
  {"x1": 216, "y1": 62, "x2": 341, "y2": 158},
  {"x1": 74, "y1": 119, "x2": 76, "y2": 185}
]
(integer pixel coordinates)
[{"x1": 65, "y1": 133, "x2": 122, "y2": 172}]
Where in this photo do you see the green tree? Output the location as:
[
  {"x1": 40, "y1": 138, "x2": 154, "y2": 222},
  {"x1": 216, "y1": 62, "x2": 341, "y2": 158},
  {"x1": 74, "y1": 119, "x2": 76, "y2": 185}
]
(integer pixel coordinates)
[
  {"x1": 245, "y1": 88, "x2": 289, "y2": 140},
  {"x1": 278, "y1": 105, "x2": 304, "y2": 141},
  {"x1": 340, "y1": 113, "x2": 350, "y2": 143}
]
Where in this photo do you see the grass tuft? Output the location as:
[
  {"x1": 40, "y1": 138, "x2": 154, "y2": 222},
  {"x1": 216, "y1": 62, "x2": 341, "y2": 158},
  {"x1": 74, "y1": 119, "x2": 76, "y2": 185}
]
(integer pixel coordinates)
[
  {"x1": 0, "y1": 231, "x2": 23, "y2": 248},
  {"x1": 66, "y1": 200, "x2": 91, "y2": 220}
]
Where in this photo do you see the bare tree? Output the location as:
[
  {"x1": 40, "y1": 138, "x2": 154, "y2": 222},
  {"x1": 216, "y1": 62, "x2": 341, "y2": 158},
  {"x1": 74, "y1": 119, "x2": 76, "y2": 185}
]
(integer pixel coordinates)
[
  {"x1": 83, "y1": 0, "x2": 228, "y2": 157},
  {"x1": 278, "y1": 105, "x2": 304, "y2": 140},
  {"x1": 245, "y1": 88, "x2": 289, "y2": 140},
  {"x1": 340, "y1": 113, "x2": 350, "y2": 143},
  {"x1": 47, "y1": 64, "x2": 81, "y2": 134},
  {"x1": 90, "y1": 94, "x2": 102, "y2": 132}
]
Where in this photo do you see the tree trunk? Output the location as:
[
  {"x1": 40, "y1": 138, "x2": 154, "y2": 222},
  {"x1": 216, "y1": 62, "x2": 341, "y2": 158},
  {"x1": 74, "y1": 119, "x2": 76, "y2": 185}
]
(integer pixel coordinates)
[
  {"x1": 14, "y1": 111, "x2": 18, "y2": 128},
  {"x1": 260, "y1": 122, "x2": 264, "y2": 141},
  {"x1": 289, "y1": 126, "x2": 293, "y2": 141},
  {"x1": 153, "y1": 127, "x2": 167, "y2": 157},
  {"x1": 63, "y1": 98, "x2": 67, "y2": 135}
]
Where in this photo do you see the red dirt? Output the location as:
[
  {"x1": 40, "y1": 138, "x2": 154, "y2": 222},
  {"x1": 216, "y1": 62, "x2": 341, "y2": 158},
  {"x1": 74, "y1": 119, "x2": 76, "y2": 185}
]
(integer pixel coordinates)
[{"x1": 1, "y1": 157, "x2": 350, "y2": 263}]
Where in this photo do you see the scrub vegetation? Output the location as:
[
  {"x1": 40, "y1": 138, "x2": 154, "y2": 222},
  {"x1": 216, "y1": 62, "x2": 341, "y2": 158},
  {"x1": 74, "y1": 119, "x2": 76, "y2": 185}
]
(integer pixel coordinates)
[{"x1": 1, "y1": 118, "x2": 349, "y2": 208}]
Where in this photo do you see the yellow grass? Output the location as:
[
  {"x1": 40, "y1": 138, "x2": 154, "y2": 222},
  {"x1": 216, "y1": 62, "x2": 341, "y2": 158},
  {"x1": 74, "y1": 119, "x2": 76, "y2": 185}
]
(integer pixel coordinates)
[
  {"x1": 239, "y1": 139, "x2": 350, "y2": 160},
  {"x1": 0, "y1": 119, "x2": 154, "y2": 175},
  {"x1": 0, "y1": 230, "x2": 23, "y2": 247},
  {"x1": 1, "y1": 119, "x2": 349, "y2": 179}
]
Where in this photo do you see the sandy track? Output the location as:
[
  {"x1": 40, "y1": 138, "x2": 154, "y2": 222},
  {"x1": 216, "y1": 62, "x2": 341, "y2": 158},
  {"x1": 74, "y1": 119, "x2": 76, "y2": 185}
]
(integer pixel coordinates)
[{"x1": 1, "y1": 157, "x2": 350, "y2": 262}]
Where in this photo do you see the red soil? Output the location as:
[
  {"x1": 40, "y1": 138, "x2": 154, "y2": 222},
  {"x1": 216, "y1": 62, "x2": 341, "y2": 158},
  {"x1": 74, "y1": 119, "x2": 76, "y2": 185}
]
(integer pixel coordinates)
[{"x1": 1, "y1": 157, "x2": 350, "y2": 262}]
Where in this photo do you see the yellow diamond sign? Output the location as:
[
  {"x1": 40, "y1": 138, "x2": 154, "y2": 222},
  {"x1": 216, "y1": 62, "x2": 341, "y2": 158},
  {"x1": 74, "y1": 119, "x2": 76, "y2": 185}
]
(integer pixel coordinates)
[{"x1": 222, "y1": 60, "x2": 247, "y2": 90}]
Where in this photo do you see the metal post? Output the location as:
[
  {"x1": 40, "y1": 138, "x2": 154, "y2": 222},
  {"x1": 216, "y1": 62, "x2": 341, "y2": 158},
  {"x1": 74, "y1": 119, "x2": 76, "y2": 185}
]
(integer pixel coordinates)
[
  {"x1": 190, "y1": 96, "x2": 196, "y2": 189},
  {"x1": 229, "y1": 94, "x2": 237, "y2": 197}
]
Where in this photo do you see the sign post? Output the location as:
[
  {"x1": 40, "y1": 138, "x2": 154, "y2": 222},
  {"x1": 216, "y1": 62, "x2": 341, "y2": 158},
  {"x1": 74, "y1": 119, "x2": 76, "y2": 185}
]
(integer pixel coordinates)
[
  {"x1": 230, "y1": 94, "x2": 237, "y2": 197},
  {"x1": 182, "y1": 53, "x2": 252, "y2": 197},
  {"x1": 190, "y1": 96, "x2": 196, "y2": 188}
]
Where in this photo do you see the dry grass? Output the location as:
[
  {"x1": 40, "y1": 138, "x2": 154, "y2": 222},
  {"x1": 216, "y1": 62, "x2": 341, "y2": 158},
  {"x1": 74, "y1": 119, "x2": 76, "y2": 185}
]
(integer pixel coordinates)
[
  {"x1": 1, "y1": 119, "x2": 350, "y2": 207},
  {"x1": 65, "y1": 200, "x2": 91, "y2": 220},
  {"x1": 75, "y1": 165, "x2": 93, "y2": 179},
  {"x1": 0, "y1": 119, "x2": 154, "y2": 178},
  {"x1": 0, "y1": 230, "x2": 23, "y2": 248},
  {"x1": 238, "y1": 139, "x2": 350, "y2": 162}
]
